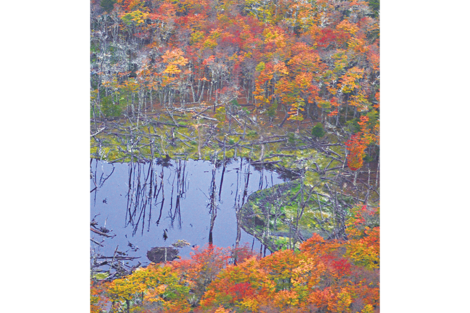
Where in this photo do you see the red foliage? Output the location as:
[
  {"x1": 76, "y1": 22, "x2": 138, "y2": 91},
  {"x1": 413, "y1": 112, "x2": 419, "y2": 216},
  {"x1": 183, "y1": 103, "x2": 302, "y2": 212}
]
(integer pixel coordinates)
[{"x1": 227, "y1": 282, "x2": 255, "y2": 302}]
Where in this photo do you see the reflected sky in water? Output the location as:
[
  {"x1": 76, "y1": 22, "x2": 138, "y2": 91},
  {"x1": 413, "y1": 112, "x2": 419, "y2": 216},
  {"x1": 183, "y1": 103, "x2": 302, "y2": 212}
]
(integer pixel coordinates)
[{"x1": 90, "y1": 158, "x2": 286, "y2": 267}]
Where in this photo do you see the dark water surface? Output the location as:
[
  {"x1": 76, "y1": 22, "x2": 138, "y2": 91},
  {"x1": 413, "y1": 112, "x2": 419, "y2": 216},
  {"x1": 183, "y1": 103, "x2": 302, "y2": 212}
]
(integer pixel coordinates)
[{"x1": 90, "y1": 158, "x2": 286, "y2": 267}]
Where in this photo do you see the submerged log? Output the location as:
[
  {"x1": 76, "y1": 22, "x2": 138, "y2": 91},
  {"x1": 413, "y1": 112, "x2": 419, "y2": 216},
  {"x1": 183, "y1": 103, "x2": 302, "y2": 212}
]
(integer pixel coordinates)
[{"x1": 147, "y1": 247, "x2": 179, "y2": 263}]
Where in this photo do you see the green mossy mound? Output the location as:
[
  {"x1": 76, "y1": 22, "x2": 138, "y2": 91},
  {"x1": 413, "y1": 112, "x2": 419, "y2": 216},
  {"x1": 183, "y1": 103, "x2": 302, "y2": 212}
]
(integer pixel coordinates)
[{"x1": 240, "y1": 181, "x2": 336, "y2": 252}]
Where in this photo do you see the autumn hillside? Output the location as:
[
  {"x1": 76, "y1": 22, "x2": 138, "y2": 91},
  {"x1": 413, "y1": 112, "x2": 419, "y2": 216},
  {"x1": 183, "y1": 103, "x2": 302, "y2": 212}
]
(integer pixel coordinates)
[
  {"x1": 90, "y1": 0, "x2": 380, "y2": 312},
  {"x1": 91, "y1": 0, "x2": 379, "y2": 146}
]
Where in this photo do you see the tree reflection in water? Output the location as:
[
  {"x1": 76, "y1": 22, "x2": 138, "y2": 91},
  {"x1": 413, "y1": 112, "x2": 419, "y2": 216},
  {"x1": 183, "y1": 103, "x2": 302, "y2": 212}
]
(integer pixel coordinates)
[{"x1": 90, "y1": 157, "x2": 287, "y2": 271}]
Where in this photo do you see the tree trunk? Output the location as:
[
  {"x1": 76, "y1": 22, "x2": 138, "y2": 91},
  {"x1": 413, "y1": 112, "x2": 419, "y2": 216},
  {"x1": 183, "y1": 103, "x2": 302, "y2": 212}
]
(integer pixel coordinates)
[{"x1": 375, "y1": 159, "x2": 380, "y2": 187}]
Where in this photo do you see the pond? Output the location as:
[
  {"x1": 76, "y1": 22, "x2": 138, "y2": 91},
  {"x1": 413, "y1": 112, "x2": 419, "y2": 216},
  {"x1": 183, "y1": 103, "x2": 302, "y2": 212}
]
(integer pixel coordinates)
[{"x1": 90, "y1": 158, "x2": 288, "y2": 269}]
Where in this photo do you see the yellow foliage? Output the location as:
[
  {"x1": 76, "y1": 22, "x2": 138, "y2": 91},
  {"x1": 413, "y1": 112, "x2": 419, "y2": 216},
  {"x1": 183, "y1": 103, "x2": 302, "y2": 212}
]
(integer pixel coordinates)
[
  {"x1": 163, "y1": 64, "x2": 181, "y2": 74},
  {"x1": 336, "y1": 20, "x2": 359, "y2": 35},
  {"x1": 190, "y1": 31, "x2": 205, "y2": 44},
  {"x1": 361, "y1": 304, "x2": 375, "y2": 313},
  {"x1": 238, "y1": 297, "x2": 260, "y2": 312},
  {"x1": 204, "y1": 38, "x2": 218, "y2": 49},
  {"x1": 337, "y1": 289, "x2": 352, "y2": 313}
]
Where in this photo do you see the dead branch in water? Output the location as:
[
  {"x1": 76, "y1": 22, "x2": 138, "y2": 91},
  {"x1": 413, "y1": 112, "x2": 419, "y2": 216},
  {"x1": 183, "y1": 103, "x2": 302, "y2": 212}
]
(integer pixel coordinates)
[{"x1": 90, "y1": 227, "x2": 116, "y2": 238}]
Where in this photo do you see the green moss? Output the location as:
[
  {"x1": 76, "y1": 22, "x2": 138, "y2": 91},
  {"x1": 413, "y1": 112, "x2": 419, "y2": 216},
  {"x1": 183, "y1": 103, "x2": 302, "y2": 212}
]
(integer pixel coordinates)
[
  {"x1": 238, "y1": 180, "x2": 344, "y2": 251},
  {"x1": 224, "y1": 150, "x2": 235, "y2": 158}
]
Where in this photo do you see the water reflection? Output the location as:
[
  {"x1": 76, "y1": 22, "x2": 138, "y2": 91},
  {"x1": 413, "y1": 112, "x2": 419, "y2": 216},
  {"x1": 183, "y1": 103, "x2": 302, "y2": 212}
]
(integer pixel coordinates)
[{"x1": 90, "y1": 158, "x2": 286, "y2": 270}]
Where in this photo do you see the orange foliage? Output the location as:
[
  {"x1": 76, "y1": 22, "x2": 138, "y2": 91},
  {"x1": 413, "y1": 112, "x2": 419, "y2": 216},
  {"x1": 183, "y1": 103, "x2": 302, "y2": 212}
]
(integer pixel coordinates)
[{"x1": 345, "y1": 133, "x2": 367, "y2": 171}]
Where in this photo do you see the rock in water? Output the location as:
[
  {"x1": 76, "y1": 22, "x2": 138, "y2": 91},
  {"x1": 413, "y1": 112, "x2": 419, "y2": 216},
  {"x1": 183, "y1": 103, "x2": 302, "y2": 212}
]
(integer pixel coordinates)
[
  {"x1": 171, "y1": 239, "x2": 190, "y2": 248},
  {"x1": 147, "y1": 247, "x2": 179, "y2": 263}
]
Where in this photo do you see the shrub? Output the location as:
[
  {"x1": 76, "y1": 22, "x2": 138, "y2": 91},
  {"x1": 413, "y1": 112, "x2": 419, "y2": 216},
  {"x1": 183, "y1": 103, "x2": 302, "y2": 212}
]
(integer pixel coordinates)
[
  {"x1": 311, "y1": 123, "x2": 325, "y2": 138},
  {"x1": 101, "y1": 95, "x2": 122, "y2": 118}
]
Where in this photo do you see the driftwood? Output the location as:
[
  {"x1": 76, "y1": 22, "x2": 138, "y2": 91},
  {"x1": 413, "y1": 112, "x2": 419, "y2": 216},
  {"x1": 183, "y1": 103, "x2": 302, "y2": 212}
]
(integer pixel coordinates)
[
  {"x1": 199, "y1": 115, "x2": 218, "y2": 122},
  {"x1": 91, "y1": 238, "x2": 104, "y2": 247},
  {"x1": 88, "y1": 220, "x2": 116, "y2": 238},
  {"x1": 91, "y1": 127, "x2": 106, "y2": 137}
]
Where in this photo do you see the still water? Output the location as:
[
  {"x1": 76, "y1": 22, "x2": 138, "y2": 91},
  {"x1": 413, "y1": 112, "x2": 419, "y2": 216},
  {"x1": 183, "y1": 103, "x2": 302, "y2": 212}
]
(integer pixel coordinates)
[{"x1": 90, "y1": 158, "x2": 287, "y2": 267}]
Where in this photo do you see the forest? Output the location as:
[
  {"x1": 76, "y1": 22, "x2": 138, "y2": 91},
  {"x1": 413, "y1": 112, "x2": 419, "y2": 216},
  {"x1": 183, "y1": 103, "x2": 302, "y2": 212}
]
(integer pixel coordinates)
[{"x1": 89, "y1": 0, "x2": 380, "y2": 312}]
